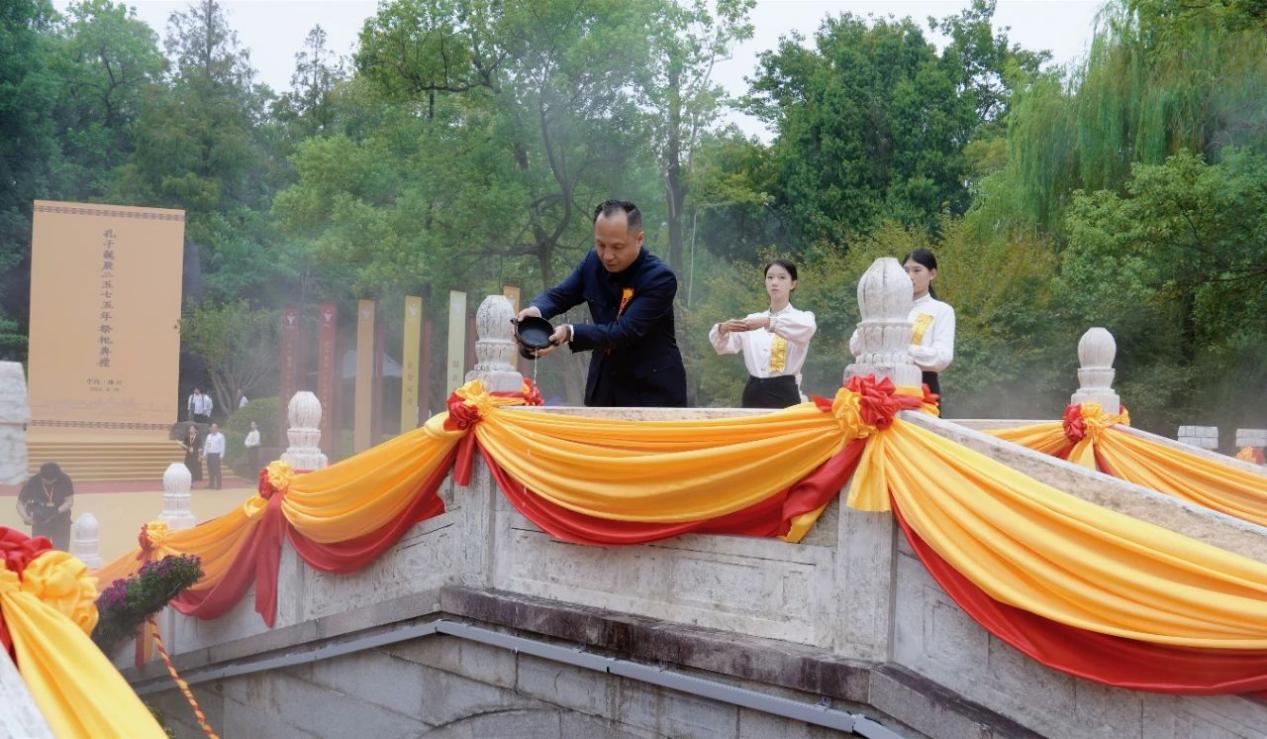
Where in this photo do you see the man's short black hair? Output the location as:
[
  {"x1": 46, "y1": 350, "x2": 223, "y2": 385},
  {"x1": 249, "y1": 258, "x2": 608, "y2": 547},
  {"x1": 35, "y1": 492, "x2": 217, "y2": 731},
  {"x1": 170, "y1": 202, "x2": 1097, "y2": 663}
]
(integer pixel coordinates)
[{"x1": 593, "y1": 199, "x2": 642, "y2": 232}]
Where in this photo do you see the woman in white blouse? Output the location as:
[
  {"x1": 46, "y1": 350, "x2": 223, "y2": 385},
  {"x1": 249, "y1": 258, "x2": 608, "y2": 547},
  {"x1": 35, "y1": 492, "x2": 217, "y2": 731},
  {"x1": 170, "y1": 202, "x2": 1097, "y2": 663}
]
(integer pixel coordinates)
[
  {"x1": 709, "y1": 260, "x2": 817, "y2": 408},
  {"x1": 849, "y1": 248, "x2": 956, "y2": 406}
]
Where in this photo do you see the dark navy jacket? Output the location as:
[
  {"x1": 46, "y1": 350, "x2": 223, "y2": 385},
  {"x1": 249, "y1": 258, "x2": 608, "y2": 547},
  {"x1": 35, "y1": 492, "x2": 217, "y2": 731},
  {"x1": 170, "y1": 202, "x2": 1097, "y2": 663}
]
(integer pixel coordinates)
[{"x1": 530, "y1": 248, "x2": 687, "y2": 407}]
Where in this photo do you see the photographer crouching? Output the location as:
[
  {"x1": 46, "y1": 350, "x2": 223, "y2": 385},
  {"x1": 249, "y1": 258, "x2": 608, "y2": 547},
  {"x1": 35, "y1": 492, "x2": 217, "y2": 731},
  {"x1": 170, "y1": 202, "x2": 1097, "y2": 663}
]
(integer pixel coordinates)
[{"x1": 17, "y1": 462, "x2": 75, "y2": 550}]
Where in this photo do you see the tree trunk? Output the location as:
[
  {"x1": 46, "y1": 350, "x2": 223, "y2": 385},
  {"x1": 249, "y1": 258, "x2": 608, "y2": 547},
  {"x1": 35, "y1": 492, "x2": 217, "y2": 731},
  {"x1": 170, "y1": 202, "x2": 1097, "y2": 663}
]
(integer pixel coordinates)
[{"x1": 664, "y1": 64, "x2": 686, "y2": 274}]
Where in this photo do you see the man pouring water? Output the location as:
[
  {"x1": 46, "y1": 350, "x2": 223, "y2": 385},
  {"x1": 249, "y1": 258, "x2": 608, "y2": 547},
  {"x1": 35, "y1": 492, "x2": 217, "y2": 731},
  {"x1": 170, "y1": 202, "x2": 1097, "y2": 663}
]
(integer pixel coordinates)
[{"x1": 517, "y1": 199, "x2": 687, "y2": 407}]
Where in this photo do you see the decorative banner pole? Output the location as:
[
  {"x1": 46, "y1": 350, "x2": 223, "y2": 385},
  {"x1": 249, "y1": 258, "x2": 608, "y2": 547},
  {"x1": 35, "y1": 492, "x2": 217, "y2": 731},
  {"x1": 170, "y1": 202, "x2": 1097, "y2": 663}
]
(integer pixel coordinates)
[
  {"x1": 316, "y1": 301, "x2": 337, "y2": 454},
  {"x1": 353, "y1": 299, "x2": 375, "y2": 453},
  {"x1": 446, "y1": 291, "x2": 467, "y2": 395},
  {"x1": 503, "y1": 285, "x2": 526, "y2": 375},
  {"x1": 401, "y1": 296, "x2": 423, "y2": 433}
]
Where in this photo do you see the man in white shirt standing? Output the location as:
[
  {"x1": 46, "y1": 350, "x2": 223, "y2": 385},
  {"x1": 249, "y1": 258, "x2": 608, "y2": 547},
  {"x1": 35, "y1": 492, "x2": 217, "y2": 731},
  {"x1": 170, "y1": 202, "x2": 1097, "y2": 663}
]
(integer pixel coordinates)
[
  {"x1": 202, "y1": 423, "x2": 226, "y2": 489},
  {"x1": 243, "y1": 421, "x2": 261, "y2": 474},
  {"x1": 187, "y1": 387, "x2": 214, "y2": 424}
]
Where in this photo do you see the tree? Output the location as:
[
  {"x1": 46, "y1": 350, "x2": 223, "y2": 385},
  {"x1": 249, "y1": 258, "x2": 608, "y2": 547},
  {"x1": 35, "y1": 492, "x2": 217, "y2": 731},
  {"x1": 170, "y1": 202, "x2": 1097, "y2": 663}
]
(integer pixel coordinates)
[
  {"x1": 638, "y1": 0, "x2": 754, "y2": 272},
  {"x1": 52, "y1": 0, "x2": 164, "y2": 196},
  {"x1": 0, "y1": 0, "x2": 61, "y2": 330},
  {"x1": 1061, "y1": 149, "x2": 1267, "y2": 428},
  {"x1": 349, "y1": 0, "x2": 658, "y2": 289},
  {"x1": 745, "y1": 3, "x2": 1034, "y2": 247},
  {"x1": 274, "y1": 24, "x2": 345, "y2": 140},
  {"x1": 180, "y1": 300, "x2": 278, "y2": 414},
  {"x1": 117, "y1": 0, "x2": 271, "y2": 221}
]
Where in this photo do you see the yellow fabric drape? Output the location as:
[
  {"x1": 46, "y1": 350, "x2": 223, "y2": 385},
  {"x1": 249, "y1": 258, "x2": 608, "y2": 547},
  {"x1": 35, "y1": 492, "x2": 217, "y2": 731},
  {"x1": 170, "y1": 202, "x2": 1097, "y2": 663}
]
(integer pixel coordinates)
[
  {"x1": 859, "y1": 419, "x2": 1267, "y2": 649},
  {"x1": 475, "y1": 401, "x2": 850, "y2": 522},
  {"x1": 95, "y1": 505, "x2": 258, "y2": 590},
  {"x1": 990, "y1": 421, "x2": 1068, "y2": 456},
  {"x1": 281, "y1": 417, "x2": 465, "y2": 543},
  {"x1": 991, "y1": 417, "x2": 1267, "y2": 530},
  {"x1": 1, "y1": 558, "x2": 165, "y2": 738},
  {"x1": 1093, "y1": 430, "x2": 1267, "y2": 529}
]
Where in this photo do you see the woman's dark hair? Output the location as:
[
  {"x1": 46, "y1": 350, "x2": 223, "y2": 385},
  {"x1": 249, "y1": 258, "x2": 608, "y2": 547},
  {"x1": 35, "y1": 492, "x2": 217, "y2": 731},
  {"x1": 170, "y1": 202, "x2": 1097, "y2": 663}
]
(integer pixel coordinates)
[
  {"x1": 902, "y1": 248, "x2": 939, "y2": 299},
  {"x1": 763, "y1": 259, "x2": 798, "y2": 281}
]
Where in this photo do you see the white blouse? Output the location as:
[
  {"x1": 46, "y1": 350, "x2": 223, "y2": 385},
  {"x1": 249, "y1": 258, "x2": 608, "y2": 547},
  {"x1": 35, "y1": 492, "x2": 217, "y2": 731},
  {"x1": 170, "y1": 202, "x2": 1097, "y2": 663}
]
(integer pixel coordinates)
[
  {"x1": 709, "y1": 304, "x2": 817, "y2": 385},
  {"x1": 849, "y1": 294, "x2": 956, "y2": 373}
]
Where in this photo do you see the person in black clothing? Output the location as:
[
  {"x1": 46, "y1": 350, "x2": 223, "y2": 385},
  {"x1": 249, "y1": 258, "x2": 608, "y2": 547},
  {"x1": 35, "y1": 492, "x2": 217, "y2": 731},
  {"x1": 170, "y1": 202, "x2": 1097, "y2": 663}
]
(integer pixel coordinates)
[
  {"x1": 17, "y1": 462, "x2": 74, "y2": 550},
  {"x1": 182, "y1": 424, "x2": 203, "y2": 483},
  {"x1": 518, "y1": 199, "x2": 687, "y2": 407}
]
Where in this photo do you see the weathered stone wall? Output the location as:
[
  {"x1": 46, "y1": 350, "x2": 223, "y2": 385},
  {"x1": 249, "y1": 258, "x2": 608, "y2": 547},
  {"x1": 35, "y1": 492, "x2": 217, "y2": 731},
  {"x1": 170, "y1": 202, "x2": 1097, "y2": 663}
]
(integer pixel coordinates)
[
  {"x1": 148, "y1": 633, "x2": 861, "y2": 739},
  {"x1": 129, "y1": 407, "x2": 1267, "y2": 739}
]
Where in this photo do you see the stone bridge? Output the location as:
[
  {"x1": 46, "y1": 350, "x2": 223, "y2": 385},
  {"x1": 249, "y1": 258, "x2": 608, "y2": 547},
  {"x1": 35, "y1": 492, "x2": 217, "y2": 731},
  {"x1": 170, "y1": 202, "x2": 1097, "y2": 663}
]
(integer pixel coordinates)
[
  {"x1": 5, "y1": 261, "x2": 1266, "y2": 738},
  {"x1": 113, "y1": 401, "x2": 1267, "y2": 738}
]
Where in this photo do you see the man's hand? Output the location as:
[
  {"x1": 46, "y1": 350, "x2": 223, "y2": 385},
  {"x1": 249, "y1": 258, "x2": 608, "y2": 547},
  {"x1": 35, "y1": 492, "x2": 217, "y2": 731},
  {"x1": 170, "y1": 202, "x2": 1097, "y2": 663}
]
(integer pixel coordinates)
[
  {"x1": 533, "y1": 324, "x2": 572, "y2": 358},
  {"x1": 516, "y1": 306, "x2": 542, "y2": 323}
]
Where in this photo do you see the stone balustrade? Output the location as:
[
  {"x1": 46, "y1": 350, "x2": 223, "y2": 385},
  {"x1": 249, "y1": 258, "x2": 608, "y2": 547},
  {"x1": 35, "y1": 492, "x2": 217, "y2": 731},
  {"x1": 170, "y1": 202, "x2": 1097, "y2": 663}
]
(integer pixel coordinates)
[
  {"x1": 160, "y1": 462, "x2": 196, "y2": 530},
  {"x1": 0, "y1": 361, "x2": 30, "y2": 486},
  {"x1": 1178, "y1": 425, "x2": 1220, "y2": 450}
]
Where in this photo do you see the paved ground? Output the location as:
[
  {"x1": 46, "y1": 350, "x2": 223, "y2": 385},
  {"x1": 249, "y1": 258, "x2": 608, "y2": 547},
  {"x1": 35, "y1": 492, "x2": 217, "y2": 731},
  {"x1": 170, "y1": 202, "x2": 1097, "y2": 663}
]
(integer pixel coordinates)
[{"x1": 0, "y1": 479, "x2": 254, "y2": 565}]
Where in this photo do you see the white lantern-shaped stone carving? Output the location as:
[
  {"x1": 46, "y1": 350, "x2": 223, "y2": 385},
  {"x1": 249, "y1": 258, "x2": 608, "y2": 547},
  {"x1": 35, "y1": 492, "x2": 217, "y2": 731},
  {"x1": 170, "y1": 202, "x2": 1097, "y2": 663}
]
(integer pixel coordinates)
[
  {"x1": 1069, "y1": 327, "x2": 1121, "y2": 416},
  {"x1": 466, "y1": 294, "x2": 524, "y2": 393},
  {"x1": 69, "y1": 513, "x2": 102, "y2": 569},
  {"x1": 0, "y1": 361, "x2": 31, "y2": 486},
  {"x1": 159, "y1": 462, "x2": 196, "y2": 530},
  {"x1": 845, "y1": 258, "x2": 922, "y2": 387},
  {"x1": 281, "y1": 391, "x2": 328, "y2": 472}
]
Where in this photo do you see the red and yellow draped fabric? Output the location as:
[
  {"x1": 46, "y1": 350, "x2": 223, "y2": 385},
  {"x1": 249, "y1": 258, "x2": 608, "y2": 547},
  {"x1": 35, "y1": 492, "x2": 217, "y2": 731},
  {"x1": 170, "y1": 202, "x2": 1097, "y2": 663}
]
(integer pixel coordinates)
[
  {"x1": 94, "y1": 377, "x2": 928, "y2": 624},
  {"x1": 91, "y1": 378, "x2": 1267, "y2": 697},
  {"x1": 0, "y1": 528, "x2": 165, "y2": 738},
  {"x1": 991, "y1": 403, "x2": 1267, "y2": 529}
]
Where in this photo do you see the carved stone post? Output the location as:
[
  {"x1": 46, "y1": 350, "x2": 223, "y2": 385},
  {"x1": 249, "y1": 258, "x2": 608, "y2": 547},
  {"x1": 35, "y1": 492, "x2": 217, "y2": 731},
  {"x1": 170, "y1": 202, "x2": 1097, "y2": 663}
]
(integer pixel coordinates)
[
  {"x1": 70, "y1": 513, "x2": 103, "y2": 568},
  {"x1": 1069, "y1": 327, "x2": 1121, "y2": 415},
  {"x1": 1237, "y1": 429, "x2": 1267, "y2": 449},
  {"x1": 465, "y1": 295, "x2": 524, "y2": 393},
  {"x1": 281, "y1": 391, "x2": 328, "y2": 472},
  {"x1": 1177, "y1": 426, "x2": 1219, "y2": 450},
  {"x1": 1236, "y1": 429, "x2": 1266, "y2": 464},
  {"x1": 845, "y1": 258, "x2": 922, "y2": 387},
  {"x1": 159, "y1": 462, "x2": 196, "y2": 530},
  {"x1": 0, "y1": 361, "x2": 30, "y2": 486}
]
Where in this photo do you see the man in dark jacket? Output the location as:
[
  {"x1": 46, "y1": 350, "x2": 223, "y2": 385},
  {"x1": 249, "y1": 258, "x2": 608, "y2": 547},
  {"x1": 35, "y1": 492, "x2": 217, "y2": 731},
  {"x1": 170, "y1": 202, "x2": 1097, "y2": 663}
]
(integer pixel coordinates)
[
  {"x1": 518, "y1": 199, "x2": 687, "y2": 407},
  {"x1": 17, "y1": 462, "x2": 75, "y2": 550}
]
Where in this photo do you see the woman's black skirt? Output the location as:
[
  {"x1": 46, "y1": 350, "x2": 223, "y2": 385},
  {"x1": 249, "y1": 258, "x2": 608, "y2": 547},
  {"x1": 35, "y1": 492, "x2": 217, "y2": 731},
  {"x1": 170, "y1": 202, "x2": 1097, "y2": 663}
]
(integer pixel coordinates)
[
  {"x1": 742, "y1": 375, "x2": 800, "y2": 409},
  {"x1": 922, "y1": 371, "x2": 943, "y2": 415}
]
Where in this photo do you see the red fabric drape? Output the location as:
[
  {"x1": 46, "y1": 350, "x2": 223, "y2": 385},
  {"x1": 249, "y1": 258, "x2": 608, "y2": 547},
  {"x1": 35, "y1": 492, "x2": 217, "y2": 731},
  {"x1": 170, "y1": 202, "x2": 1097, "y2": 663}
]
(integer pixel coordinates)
[
  {"x1": 0, "y1": 528, "x2": 53, "y2": 654},
  {"x1": 286, "y1": 448, "x2": 455, "y2": 573},
  {"x1": 893, "y1": 501, "x2": 1267, "y2": 696},
  {"x1": 172, "y1": 495, "x2": 287, "y2": 627},
  {"x1": 481, "y1": 439, "x2": 866, "y2": 546}
]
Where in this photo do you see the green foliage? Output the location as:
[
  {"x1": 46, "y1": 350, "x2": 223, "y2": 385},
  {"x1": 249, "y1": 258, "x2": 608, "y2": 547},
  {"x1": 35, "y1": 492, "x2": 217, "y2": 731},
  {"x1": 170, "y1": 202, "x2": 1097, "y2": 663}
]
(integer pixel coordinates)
[
  {"x1": 1061, "y1": 149, "x2": 1267, "y2": 429},
  {"x1": 180, "y1": 300, "x2": 278, "y2": 414},
  {"x1": 745, "y1": 1, "x2": 1039, "y2": 246},
  {"x1": 224, "y1": 396, "x2": 282, "y2": 467},
  {"x1": 1, "y1": 0, "x2": 1263, "y2": 436},
  {"x1": 92, "y1": 554, "x2": 203, "y2": 655}
]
